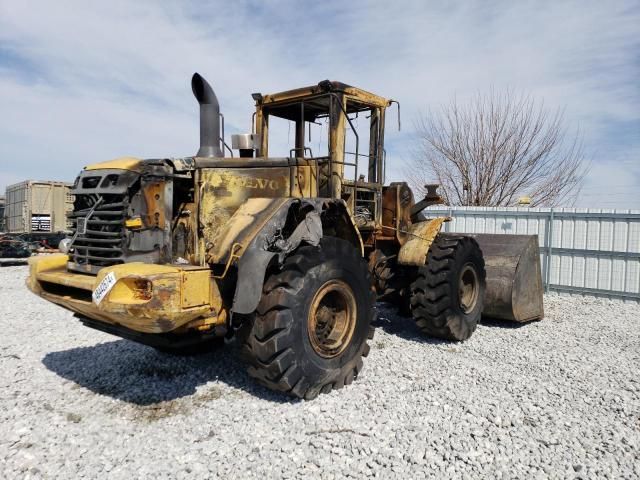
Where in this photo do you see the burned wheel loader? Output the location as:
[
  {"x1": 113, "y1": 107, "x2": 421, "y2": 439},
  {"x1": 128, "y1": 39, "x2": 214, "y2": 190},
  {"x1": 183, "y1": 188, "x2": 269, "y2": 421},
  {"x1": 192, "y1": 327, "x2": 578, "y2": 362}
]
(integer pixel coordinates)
[{"x1": 27, "y1": 73, "x2": 543, "y2": 399}]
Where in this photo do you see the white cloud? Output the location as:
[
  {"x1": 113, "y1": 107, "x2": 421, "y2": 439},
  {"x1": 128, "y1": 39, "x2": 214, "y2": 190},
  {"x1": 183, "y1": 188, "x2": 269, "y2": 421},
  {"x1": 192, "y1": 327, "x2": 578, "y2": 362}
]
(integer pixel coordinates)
[{"x1": 0, "y1": 0, "x2": 638, "y2": 207}]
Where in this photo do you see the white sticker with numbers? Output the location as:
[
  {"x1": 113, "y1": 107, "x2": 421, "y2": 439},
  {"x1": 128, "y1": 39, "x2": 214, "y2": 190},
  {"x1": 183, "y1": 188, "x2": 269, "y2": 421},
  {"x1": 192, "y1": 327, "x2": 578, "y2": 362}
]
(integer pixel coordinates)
[{"x1": 92, "y1": 272, "x2": 117, "y2": 305}]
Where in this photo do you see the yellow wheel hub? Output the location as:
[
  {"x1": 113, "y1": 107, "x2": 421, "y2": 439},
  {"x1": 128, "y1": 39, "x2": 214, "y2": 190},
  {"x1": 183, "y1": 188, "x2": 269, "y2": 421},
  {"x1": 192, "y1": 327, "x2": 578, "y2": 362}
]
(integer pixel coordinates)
[{"x1": 307, "y1": 279, "x2": 357, "y2": 358}]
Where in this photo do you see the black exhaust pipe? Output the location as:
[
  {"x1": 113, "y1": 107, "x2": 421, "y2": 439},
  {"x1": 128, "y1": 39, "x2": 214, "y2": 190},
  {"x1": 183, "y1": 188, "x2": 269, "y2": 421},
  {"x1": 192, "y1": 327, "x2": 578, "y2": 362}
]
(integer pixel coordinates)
[{"x1": 192, "y1": 73, "x2": 223, "y2": 158}]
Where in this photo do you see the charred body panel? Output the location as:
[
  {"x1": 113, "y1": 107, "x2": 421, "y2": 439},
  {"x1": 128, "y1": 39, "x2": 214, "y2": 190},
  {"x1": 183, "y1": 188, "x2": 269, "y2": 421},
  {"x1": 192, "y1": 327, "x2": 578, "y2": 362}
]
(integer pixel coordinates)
[
  {"x1": 230, "y1": 197, "x2": 361, "y2": 314},
  {"x1": 198, "y1": 166, "x2": 292, "y2": 264},
  {"x1": 380, "y1": 182, "x2": 415, "y2": 245},
  {"x1": 66, "y1": 160, "x2": 178, "y2": 274}
]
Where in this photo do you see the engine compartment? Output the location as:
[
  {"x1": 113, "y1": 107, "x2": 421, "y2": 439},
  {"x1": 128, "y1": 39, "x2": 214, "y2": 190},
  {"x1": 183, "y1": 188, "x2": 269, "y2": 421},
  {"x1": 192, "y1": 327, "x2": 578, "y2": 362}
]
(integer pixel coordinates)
[{"x1": 66, "y1": 160, "x2": 197, "y2": 274}]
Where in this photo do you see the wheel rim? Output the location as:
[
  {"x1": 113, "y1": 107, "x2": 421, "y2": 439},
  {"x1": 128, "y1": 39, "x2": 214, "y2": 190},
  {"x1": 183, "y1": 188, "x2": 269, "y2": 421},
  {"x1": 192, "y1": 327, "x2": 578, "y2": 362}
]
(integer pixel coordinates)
[
  {"x1": 458, "y1": 263, "x2": 479, "y2": 314},
  {"x1": 307, "y1": 279, "x2": 357, "y2": 358}
]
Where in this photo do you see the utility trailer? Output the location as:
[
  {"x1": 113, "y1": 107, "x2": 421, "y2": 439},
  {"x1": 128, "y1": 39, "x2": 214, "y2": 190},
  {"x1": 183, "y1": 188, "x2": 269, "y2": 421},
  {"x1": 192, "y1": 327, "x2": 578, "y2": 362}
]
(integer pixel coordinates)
[
  {"x1": 1, "y1": 181, "x2": 73, "y2": 258},
  {"x1": 0, "y1": 195, "x2": 5, "y2": 232},
  {"x1": 4, "y1": 180, "x2": 73, "y2": 234}
]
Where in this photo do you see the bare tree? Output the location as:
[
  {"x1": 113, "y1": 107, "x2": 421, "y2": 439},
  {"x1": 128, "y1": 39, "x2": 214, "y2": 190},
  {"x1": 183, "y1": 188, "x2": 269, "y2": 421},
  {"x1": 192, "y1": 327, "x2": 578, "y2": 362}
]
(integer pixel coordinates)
[{"x1": 409, "y1": 90, "x2": 588, "y2": 207}]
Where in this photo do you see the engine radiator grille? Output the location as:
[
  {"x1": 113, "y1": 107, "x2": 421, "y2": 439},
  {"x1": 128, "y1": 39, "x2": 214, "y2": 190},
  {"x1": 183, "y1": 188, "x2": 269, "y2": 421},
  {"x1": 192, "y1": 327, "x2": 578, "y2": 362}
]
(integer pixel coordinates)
[
  {"x1": 68, "y1": 193, "x2": 127, "y2": 268},
  {"x1": 66, "y1": 168, "x2": 140, "y2": 273}
]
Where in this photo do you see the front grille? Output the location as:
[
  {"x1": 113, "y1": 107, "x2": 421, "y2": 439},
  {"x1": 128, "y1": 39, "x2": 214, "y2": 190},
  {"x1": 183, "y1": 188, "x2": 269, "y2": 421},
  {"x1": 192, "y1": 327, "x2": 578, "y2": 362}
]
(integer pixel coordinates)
[{"x1": 68, "y1": 193, "x2": 127, "y2": 268}]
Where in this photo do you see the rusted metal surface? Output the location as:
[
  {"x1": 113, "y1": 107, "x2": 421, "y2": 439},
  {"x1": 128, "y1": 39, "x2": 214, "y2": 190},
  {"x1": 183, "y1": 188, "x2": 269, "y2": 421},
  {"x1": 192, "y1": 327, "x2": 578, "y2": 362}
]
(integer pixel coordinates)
[
  {"x1": 410, "y1": 184, "x2": 445, "y2": 220},
  {"x1": 203, "y1": 196, "x2": 290, "y2": 265},
  {"x1": 142, "y1": 180, "x2": 166, "y2": 229},
  {"x1": 172, "y1": 199, "x2": 197, "y2": 263},
  {"x1": 307, "y1": 279, "x2": 357, "y2": 358},
  {"x1": 381, "y1": 183, "x2": 414, "y2": 245},
  {"x1": 27, "y1": 254, "x2": 226, "y2": 334},
  {"x1": 198, "y1": 168, "x2": 291, "y2": 262},
  {"x1": 66, "y1": 166, "x2": 170, "y2": 274},
  {"x1": 232, "y1": 198, "x2": 361, "y2": 315},
  {"x1": 329, "y1": 92, "x2": 347, "y2": 199},
  {"x1": 473, "y1": 234, "x2": 544, "y2": 322},
  {"x1": 258, "y1": 81, "x2": 389, "y2": 110},
  {"x1": 397, "y1": 217, "x2": 447, "y2": 266},
  {"x1": 253, "y1": 81, "x2": 388, "y2": 207}
]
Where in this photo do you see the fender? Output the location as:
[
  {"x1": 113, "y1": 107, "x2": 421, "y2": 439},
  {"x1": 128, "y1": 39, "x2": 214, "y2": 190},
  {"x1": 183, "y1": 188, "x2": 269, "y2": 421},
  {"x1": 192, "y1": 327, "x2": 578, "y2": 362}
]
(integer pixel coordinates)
[
  {"x1": 397, "y1": 217, "x2": 447, "y2": 266},
  {"x1": 224, "y1": 198, "x2": 362, "y2": 314}
]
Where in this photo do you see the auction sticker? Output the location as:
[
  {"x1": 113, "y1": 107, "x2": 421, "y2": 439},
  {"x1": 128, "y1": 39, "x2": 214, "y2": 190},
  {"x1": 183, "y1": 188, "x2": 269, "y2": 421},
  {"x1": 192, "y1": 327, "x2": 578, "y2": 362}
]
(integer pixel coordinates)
[{"x1": 93, "y1": 272, "x2": 117, "y2": 305}]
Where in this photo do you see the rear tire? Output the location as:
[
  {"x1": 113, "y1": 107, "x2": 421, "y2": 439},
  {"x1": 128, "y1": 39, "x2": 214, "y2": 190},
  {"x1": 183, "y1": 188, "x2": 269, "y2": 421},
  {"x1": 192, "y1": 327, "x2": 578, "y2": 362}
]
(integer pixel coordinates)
[
  {"x1": 241, "y1": 237, "x2": 375, "y2": 400},
  {"x1": 410, "y1": 234, "x2": 486, "y2": 341}
]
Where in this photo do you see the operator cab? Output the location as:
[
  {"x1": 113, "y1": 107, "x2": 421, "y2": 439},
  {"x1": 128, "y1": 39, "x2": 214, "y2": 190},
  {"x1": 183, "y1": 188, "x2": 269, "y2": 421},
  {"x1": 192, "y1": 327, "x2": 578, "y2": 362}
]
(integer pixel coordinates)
[{"x1": 246, "y1": 80, "x2": 397, "y2": 230}]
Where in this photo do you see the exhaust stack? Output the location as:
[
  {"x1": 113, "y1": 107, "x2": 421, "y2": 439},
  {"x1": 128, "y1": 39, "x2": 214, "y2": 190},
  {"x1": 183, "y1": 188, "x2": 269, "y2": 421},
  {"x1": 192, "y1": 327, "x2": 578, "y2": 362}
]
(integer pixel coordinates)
[{"x1": 192, "y1": 73, "x2": 223, "y2": 158}]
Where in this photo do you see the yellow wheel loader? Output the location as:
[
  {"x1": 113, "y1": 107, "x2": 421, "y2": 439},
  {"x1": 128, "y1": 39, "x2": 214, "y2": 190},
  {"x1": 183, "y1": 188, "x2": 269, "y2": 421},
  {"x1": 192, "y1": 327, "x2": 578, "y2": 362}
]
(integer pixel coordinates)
[{"x1": 27, "y1": 74, "x2": 543, "y2": 399}]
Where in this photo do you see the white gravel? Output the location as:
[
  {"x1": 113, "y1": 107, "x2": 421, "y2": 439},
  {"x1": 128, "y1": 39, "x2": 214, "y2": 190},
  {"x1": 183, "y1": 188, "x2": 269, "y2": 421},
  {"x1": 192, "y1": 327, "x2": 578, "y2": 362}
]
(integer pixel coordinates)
[{"x1": 1, "y1": 265, "x2": 639, "y2": 479}]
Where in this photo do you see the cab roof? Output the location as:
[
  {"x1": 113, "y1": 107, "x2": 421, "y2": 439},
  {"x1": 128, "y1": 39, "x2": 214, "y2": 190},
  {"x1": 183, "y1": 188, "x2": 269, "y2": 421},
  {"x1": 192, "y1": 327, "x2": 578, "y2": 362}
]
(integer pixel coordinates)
[{"x1": 257, "y1": 80, "x2": 390, "y2": 122}]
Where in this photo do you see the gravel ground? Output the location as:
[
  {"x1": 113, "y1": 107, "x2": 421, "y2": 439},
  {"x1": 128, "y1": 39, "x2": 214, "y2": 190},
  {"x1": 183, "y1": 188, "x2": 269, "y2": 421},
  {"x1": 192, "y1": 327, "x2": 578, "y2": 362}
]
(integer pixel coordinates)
[{"x1": 1, "y1": 265, "x2": 639, "y2": 479}]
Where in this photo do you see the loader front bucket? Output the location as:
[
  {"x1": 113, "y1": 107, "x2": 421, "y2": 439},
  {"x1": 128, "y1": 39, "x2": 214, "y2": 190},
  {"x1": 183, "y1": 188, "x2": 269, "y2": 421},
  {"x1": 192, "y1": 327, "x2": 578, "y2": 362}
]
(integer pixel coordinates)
[{"x1": 473, "y1": 234, "x2": 544, "y2": 323}]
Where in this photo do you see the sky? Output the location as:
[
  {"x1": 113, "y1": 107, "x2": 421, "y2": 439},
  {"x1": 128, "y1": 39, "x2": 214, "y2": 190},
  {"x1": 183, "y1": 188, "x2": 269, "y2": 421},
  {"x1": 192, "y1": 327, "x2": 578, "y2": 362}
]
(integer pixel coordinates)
[{"x1": 1, "y1": 0, "x2": 638, "y2": 209}]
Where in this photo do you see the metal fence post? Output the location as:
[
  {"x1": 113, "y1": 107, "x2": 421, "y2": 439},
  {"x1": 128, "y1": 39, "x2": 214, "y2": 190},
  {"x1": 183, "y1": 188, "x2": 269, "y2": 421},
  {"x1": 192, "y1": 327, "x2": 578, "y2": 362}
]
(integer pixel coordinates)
[{"x1": 544, "y1": 208, "x2": 554, "y2": 292}]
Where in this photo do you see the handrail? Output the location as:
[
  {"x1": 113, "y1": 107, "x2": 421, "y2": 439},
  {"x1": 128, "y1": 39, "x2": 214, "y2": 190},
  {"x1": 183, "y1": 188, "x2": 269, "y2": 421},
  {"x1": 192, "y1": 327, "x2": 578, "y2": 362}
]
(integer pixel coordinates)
[
  {"x1": 219, "y1": 113, "x2": 233, "y2": 157},
  {"x1": 328, "y1": 92, "x2": 359, "y2": 204},
  {"x1": 289, "y1": 147, "x2": 314, "y2": 158},
  {"x1": 344, "y1": 151, "x2": 373, "y2": 159}
]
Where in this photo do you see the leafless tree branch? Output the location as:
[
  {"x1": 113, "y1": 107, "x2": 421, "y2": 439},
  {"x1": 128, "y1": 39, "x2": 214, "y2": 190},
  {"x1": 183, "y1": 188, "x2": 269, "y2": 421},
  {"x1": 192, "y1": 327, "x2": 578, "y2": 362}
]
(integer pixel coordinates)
[{"x1": 407, "y1": 89, "x2": 589, "y2": 207}]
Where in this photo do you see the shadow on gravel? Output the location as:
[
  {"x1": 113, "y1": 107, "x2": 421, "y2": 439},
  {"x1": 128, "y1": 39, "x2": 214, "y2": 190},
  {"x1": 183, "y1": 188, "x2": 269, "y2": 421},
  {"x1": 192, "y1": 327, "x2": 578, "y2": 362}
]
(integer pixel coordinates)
[
  {"x1": 374, "y1": 303, "x2": 534, "y2": 341},
  {"x1": 42, "y1": 302, "x2": 521, "y2": 406},
  {"x1": 373, "y1": 303, "x2": 450, "y2": 346},
  {"x1": 42, "y1": 339, "x2": 293, "y2": 405},
  {"x1": 480, "y1": 317, "x2": 539, "y2": 329}
]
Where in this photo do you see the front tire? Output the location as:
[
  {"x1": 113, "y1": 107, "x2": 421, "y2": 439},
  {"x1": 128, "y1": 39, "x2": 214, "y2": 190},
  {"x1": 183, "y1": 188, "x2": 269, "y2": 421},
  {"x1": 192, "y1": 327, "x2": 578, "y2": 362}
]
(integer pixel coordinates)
[
  {"x1": 410, "y1": 234, "x2": 486, "y2": 341},
  {"x1": 241, "y1": 237, "x2": 375, "y2": 400}
]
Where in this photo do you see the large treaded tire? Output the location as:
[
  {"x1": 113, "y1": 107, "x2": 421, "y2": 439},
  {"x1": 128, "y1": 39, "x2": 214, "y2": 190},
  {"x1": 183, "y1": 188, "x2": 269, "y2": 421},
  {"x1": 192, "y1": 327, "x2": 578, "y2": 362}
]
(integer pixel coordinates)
[
  {"x1": 240, "y1": 237, "x2": 375, "y2": 400},
  {"x1": 410, "y1": 234, "x2": 486, "y2": 341}
]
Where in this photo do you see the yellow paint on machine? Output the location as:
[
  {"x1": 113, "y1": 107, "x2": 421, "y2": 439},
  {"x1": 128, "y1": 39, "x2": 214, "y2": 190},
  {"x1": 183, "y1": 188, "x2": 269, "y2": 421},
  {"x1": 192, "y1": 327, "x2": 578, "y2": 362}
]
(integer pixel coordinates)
[
  {"x1": 206, "y1": 197, "x2": 289, "y2": 265},
  {"x1": 125, "y1": 217, "x2": 143, "y2": 229},
  {"x1": 397, "y1": 217, "x2": 448, "y2": 266},
  {"x1": 197, "y1": 168, "x2": 291, "y2": 262},
  {"x1": 26, "y1": 255, "x2": 226, "y2": 334},
  {"x1": 180, "y1": 269, "x2": 215, "y2": 308},
  {"x1": 84, "y1": 156, "x2": 143, "y2": 172}
]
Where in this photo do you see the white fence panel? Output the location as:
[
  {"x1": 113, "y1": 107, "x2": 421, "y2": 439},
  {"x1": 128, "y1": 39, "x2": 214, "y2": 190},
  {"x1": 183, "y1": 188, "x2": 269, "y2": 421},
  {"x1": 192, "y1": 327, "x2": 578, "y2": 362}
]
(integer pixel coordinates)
[{"x1": 425, "y1": 206, "x2": 640, "y2": 300}]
